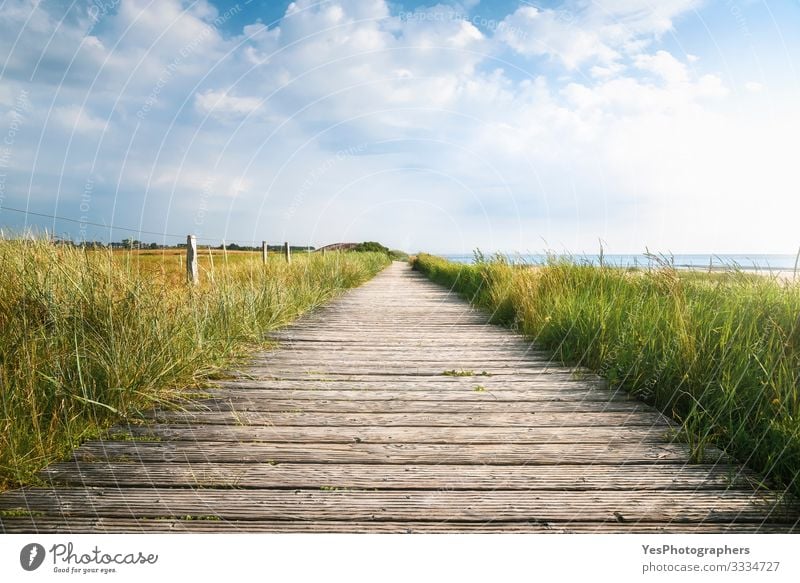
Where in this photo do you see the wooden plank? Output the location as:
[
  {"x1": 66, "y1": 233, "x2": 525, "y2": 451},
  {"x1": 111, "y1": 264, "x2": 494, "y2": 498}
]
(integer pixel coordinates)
[
  {"x1": 258, "y1": 346, "x2": 547, "y2": 352},
  {"x1": 203, "y1": 388, "x2": 632, "y2": 402},
  {"x1": 212, "y1": 378, "x2": 612, "y2": 390},
  {"x1": 259, "y1": 356, "x2": 557, "y2": 364},
  {"x1": 268, "y1": 336, "x2": 540, "y2": 345},
  {"x1": 270, "y1": 339, "x2": 539, "y2": 347},
  {"x1": 247, "y1": 373, "x2": 596, "y2": 382},
  {"x1": 147, "y1": 410, "x2": 671, "y2": 427},
  {"x1": 245, "y1": 368, "x2": 587, "y2": 378},
  {"x1": 249, "y1": 367, "x2": 580, "y2": 376},
  {"x1": 294, "y1": 326, "x2": 507, "y2": 329},
  {"x1": 179, "y1": 398, "x2": 647, "y2": 414},
  {"x1": 262, "y1": 356, "x2": 555, "y2": 370},
  {"x1": 259, "y1": 358, "x2": 557, "y2": 366},
  {"x1": 39, "y1": 462, "x2": 760, "y2": 490},
  {"x1": 1, "y1": 489, "x2": 795, "y2": 523},
  {"x1": 119, "y1": 424, "x2": 667, "y2": 444},
  {"x1": 276, "y1": 330, "x2": 528, "y2": 335},
  {"x1": 3, "y1": 517, "x2": 795, "y2": 534},
  {"x1": 71, "y1": 440, "x2": 724, "y2": 465}
]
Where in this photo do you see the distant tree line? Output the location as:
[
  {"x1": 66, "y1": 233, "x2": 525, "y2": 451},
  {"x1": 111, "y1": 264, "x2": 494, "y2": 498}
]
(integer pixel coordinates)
[
  {"x1": 47, "y1": 237, "x2": 408, "y2": 258},
  {"x1": 353, "y1": 241, "x2": 409, "y2": 261},
  {"x1": 55, "y1": 238, "x2": 315, "y2": 252}
]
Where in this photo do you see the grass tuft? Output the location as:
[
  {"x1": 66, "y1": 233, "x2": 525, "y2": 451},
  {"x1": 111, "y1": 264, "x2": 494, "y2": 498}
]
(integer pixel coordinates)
[{"x1": 442, "y1": 369, "x2": 474, "y2": 377}]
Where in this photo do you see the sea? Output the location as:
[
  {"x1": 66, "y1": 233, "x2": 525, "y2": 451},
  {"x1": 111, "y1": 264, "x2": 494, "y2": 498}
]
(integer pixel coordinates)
[{"x1": 441, "y1": 253, "x2": 799, "y2": 273}]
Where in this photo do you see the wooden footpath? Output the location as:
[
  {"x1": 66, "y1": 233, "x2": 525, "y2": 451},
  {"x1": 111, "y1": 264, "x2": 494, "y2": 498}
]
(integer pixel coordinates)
[{"x1": 1, "y1": 262, "x2": 798, "y2": 533}]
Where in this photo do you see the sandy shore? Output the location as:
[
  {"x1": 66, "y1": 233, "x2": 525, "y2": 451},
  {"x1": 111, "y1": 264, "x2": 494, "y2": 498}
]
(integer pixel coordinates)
[{"x1": 682, "y1": 266, "x2": 798, "y2": 283}]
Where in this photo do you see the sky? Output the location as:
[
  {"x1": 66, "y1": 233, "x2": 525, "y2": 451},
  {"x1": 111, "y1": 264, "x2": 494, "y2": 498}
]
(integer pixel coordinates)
[{"x1": 0, "y1": 0, "x2": 798, "y2": 254}]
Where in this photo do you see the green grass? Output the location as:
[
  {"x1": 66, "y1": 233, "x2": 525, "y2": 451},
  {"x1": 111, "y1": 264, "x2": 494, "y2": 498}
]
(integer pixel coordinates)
[
  {"x1": 412, "y1": 252, "x2": 800, "y2": 497},
  {"x1": 0, "y1": 239, "x2": 389, "y2": 490},
  {"x1": 442, "y1": 369, "x2": 491, "y2": 377},
  {"x1": 442, "y1": 369, "x2": 474, "y2": 377},
  {"x1": 0, "y1": 508, "x2": 46, "y2": 518}
]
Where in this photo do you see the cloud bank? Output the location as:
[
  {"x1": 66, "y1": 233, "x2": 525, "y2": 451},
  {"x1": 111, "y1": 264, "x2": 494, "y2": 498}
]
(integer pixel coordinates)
[{"x1": 0, "y1": 0, "x2": 796, "y2": 253}]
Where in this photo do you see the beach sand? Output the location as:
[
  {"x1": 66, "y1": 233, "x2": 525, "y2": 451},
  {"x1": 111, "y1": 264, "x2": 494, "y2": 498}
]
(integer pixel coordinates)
[{"x1": 683, "y1": 267, "x2": 798, "y2": 283}]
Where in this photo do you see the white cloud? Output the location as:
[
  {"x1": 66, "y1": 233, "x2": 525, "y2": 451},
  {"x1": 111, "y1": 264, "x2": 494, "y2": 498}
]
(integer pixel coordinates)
[
  {"x1": 497, "y1": 1, "x2": 703, "y2": 68},
  {"x1": 496, "y1": 7, "x2": 619, "y2": 68},
  {"x1": 195, "y1": 90, "x2": 262, "y2": 119},
  {"x1": 224, "y1": 177, "x2": 251, "y2": 199},
  {"x1": 593, "y1": 0, "x2": 702, "y2": 36},
  {"x1": 635, "y1": 50, "x2": 689, "y2": 84},
  {"x1": 51, "y1": 105, "x2": 107, "y2": 133},
  {"x1": 745, "y1": 81, "x2": 764, "y2": 93},
  {"x1": 562, "y1": 56, "x2": 726, "y2": 116},
  {"x1": 591, "y1": 63, "x2": 626, "y2": 78}
]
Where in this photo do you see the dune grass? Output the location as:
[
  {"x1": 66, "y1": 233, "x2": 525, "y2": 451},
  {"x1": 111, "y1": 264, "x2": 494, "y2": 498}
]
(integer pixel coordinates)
[
  {"x1": 0, "y1": 239, "x2": 389, "y2": 490},
  {"x1": 412, "y1": 252, "x2": 800, "y2": 497}
]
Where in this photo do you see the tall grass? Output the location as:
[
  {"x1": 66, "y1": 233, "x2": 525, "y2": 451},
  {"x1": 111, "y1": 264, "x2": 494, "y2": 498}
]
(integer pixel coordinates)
[
  {"x1": 413, "y1": 253, "x2": 800, "y2": 496},
  {"x1": 0, "y1": 239, "x2": 389, "y2": 489}
]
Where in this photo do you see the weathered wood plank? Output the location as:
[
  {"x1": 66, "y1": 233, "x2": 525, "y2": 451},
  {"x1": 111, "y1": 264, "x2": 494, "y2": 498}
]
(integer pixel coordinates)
[
  {"x1": 203, "y1": 387, "x2": 632, "y2": 402},
  {"x1": 246, "y1": 369, "x2": 589, "y2": 379},
  {"x1": 212, "y1": 378, "x2": 612, "y2": 390},
  {"x1": 147, "y1": 410, "x2": 670, "y2": 427},
  {"x1": 258, "y1": 359, "x2": 559, "y2": 368},
  {"x1": 39, "y1": 462, "x2": 760, "y2": 490},
  {"x1": 119, "y1": 424, "x2": 668, "y2": 443},
  {"x1": 257, "y1": 348, "x2": 551, "y2": 355},
  {"x1": 71, "y1": 440, "x2": 724, "y2": 465},
  {"x1": 1, "y1": 489, "x2": 795, "y2": 523},
  {"x1": 180, "y1": 398, "x2": 646, "y2": 414},
  {"x1": 2, "y1": 517, "x2": 794, "y2": 534},
  {"x1": 241, "y1": 375, "x2": 601, "y2": 384}
]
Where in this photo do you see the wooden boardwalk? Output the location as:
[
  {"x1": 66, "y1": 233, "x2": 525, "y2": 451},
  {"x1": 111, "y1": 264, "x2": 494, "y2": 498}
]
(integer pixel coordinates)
[{"x1": 1, "y1": 262, "x2": 798, "y2": 533}]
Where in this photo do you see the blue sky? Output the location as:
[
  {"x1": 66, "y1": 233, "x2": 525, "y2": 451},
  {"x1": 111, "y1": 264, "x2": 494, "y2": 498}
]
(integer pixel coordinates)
[{"x1": 0, "y1": 0, "x2": 798, "y2": 253}]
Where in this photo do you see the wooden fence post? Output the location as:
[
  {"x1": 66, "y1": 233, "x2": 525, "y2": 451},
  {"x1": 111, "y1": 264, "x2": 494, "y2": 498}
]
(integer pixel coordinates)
[
  {"x1": 793, "y1": 246, "x2": 800, "y2": 282},
  {"x1": 262, "y1": 241, "x2": 268, "y2": 264},
  {"x1": 207, "y1": 244, "x2": 215, "y2": 283},
  {"x1": 283, "y1": 241, "x2": 291, "y2": 264},
  {"x1": 186, "y1": 235, "x2": 199, "y2": 285}
]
